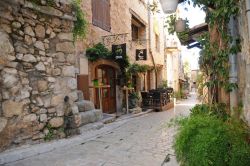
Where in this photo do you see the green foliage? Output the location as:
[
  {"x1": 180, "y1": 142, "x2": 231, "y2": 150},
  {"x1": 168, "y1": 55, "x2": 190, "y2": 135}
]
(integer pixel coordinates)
[
  {"x1": 160, "y1": 80, "x2": 168, "y2": 89},
  {"x1": 127, "y1": 64, "x2": 150, "y2": 77},
  {"x1": 44, "y1": 124, "x2": 54, "y2": 141},
  {"x1": 174, "y1": 115, "x2": 250, "y2": 166},
  {"x1": 149, "y1": 1, "x2": 160, "y2": 14},
  {"x1": 188, "y1": 0, "x2": 241, "y2": 102},
  {"x1": 196, "y1": 72, "x2": 204, "y2": 99},
  {"x1": 129, "y1": 92, "x2": 140, "y2": 100},
  {"x1": 173, "y1": 90, "x2": 185, "y2": 99},
  {"x1": 86, "y1": 43, "x2": 112, "y2": 61},
  {"x1": 86, "y1": 43, "x2": 130, "y2": 79},
  {"x1": 190, "y1": 103, "x2": 229, "y2": 121},
  {"x1": 114, "y1": 53, "x2": 130, "y2": 72},
  {"x1": 72, "y1": 0, "x2": 87, "y2": 41},
  {"x1": 166, "y1": 14, "x2": 177, "y2": 35},
  {"x1": 165, "y1": 14, "x2": 190, "y2": 43}
]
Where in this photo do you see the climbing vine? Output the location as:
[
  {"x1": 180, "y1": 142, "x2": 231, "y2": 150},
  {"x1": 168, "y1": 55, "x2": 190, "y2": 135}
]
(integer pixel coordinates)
[
  {"x1": 72, "y1": 0, "x2": 88, "y2": 41},
  {"x1": 183, "y1": 0, "x2": 241, "y2": 103}
]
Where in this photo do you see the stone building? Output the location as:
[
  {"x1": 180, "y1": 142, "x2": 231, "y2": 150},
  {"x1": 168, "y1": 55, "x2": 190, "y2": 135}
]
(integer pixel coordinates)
[
  {"x1": 235, "y1": 0, "x2": 250, "y2": 125},
  {"x1": 0, "y1": 0, "x2": 87, "y2": 151},
  {"x1": 164, "y1": 34, "x2": 183, "y2": 92},
  {"x1": 76, "y1": 0, "x2": 166, "y2": 114}
]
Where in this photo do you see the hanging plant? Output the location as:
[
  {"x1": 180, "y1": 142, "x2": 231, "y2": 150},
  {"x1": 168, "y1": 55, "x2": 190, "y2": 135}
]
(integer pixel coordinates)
[
  {"x1": 175, "y1": 18, "x2": 188, "y2": 32},
  {"x1": 165, "y1": 14, "x2": 190, "y2": 44},
  {"x1": 127, "y1": 64, "x2": 150, "y2": 77},
  {"x1": 86, "y1": 43, "x2": 112, "y2": 61},
  {"x1": 165, "y1": 14, "x2": 177, "y2": 35}
]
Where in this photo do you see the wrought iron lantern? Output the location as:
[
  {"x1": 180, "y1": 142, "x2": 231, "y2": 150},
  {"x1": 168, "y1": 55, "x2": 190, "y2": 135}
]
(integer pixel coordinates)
[{"x1": 159, "y1": 0, "x2": 179, "y2": 14}]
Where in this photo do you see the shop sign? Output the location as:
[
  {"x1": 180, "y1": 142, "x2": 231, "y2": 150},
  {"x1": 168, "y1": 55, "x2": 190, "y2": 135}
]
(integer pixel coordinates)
[
  {"x1": 112, "y1": 44, "x2": 126, "y2": 60},
  {"x1": 136, "y1": 49, "x2": 147, "y2": 61}
]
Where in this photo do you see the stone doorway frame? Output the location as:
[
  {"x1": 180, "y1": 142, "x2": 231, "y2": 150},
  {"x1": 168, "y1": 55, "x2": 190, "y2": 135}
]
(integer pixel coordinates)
[{"x1": 89, "y1": 59, "x2": 121, "y2": 113}]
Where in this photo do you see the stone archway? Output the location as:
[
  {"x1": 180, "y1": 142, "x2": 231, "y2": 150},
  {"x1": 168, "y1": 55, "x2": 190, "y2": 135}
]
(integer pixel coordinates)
[{"x1": 90, "y1": 59, "x2": 121, "y2": 77}]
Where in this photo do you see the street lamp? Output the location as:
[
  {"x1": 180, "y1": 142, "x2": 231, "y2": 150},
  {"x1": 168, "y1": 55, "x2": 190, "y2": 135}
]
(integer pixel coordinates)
[{"x1": 159, "y1": 0, "x2": 179, "y2": 14}]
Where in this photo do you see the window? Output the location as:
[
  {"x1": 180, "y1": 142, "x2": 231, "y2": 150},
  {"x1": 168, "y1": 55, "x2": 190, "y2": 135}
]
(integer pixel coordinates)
[
  {"x1": 131, "y1": 15, "x2": 146, "y2": 41},
  {"x1": 132, "y1": 24, "x2": 139, "y2": 40},
  {"x1": 92, "y1": 0, "x2": 111, "y2": 31}
]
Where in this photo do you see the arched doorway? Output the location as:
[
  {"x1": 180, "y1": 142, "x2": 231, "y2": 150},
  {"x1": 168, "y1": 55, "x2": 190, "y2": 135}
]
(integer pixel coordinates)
[{"x1": 95, "y1": 65, "x2": 117, "y2": 114}]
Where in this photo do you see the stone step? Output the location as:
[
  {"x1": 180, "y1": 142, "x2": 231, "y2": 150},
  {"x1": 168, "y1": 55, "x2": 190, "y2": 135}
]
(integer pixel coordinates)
[
  {"x1": 102, "y1": 113, "x2": 116, "y2": 124},
  {"x1": 76, "y1": 100, "x2": 95, "y2": 112},
  {"x1": 79, "y1": 122, "x2": 104, "y2": 133},
  {"x1": 79, "y1": 109, "x2": 103, "y2": 126}
]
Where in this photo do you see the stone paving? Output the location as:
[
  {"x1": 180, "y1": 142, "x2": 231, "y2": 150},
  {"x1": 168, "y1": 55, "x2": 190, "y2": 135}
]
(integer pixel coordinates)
[{"x1": 3, "y1": 93, "x2": 198, "y2": 166}]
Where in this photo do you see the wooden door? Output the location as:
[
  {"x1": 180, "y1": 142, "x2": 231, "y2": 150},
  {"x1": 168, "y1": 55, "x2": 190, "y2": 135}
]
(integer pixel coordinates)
[
  {"x1": 77, "y1": 75, "x2": 90, "y2": 100},
  {"x1": 96, "y1": 66, "x2": 116, "y2": 113}
]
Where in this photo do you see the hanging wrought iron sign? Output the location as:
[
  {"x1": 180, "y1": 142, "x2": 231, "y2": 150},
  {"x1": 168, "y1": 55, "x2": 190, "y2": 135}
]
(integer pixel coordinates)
[
  {"x1": 136, "y1": 49, "x2": 147, "y2": 61},
  {"x1": 102, "y1": 33, "x2": 128, "y2": 46},
  {"x1": 112, "y1": 44, "x2": 126, "y2": 60}
]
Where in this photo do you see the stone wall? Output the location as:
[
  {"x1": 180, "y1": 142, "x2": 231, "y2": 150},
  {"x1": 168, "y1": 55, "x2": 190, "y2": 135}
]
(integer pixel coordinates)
[
  {"x1": 0, "y1": 0, "x2": 80, "y2": 151},
  {"x1": 237, "y1": 1, "x2": 250, "y2": 125}
]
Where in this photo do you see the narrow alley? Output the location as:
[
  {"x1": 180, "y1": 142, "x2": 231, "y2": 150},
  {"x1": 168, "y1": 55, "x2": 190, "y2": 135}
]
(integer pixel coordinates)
[{"x1": 3, "y1": 93, "x2": 198, "y2": 166}]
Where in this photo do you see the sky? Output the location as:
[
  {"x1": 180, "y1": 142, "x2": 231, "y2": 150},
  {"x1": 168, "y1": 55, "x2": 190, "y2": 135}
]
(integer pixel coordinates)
[{"x1": 178, "y1": 2, "x2": 206, "y2": 70}]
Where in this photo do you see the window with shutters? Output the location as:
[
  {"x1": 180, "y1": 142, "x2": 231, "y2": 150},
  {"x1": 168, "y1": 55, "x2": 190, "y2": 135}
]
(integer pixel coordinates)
[
  {"x1": 131, "y1": 15, "x2": 146, "y2": 41},
  {"x1": 132, "y1": 24, "x2": 139, "y2": 40},
  {"x1": 92, "y1": 0, "x2": 111, "y2": 31}
]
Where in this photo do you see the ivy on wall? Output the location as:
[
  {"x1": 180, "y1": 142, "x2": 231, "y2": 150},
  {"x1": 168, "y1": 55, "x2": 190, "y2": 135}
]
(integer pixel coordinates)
[
  {"x1": 86, "y1": 43, "x2": 130, "y2": 71},
  {"x1": 183, "y1": 0, "x2": 241, "y2": 104},
  {"x1": 72, "y1": 0, "x2": 87, "y2": 41}
]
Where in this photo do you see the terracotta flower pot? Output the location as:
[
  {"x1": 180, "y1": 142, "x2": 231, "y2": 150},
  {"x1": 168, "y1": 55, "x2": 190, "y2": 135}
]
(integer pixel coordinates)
[
  {"x1": 159, "y1": 0, "x2": 179, "y2": 14},
  {"x1": 175, "y1": 19, "x2": 186, "y2": 32},
  {"x1": 92, "y1": 79, "x2": 99, "y2": 86}
]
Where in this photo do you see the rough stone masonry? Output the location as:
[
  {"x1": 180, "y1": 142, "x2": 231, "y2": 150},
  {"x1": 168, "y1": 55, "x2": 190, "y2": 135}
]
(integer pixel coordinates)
[{"x1": 0, "y1": 0, "x2": 81, "y2": 151}]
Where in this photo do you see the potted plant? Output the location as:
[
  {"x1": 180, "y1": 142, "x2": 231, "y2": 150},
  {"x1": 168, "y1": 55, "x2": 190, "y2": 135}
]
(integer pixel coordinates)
[
  {"x1": 127, "y1": 80, "x2": 132, "y2": 88},
  {"x1": 175, "y1": 18, "x2": 187, "y2": 32},
  {"x1": 128, "y1": 92, "x2": 140, "y2": 109},
  {"x1": 92, "y1": 79, "x2": 99, "y2": 86},
  {"x1": 159, "y1": 0, "x2": 179, "y2": 14}
]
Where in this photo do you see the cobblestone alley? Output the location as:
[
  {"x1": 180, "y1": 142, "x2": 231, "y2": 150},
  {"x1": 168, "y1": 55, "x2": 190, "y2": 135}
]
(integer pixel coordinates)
[{"x1": 4, "y1": 93, "x2": 198, "y2": 166}]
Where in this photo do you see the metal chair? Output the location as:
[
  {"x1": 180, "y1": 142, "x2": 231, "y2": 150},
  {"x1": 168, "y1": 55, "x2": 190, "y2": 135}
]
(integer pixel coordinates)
[{"x1": 141, "y1": 91, "x2": 153, "y2": 107}]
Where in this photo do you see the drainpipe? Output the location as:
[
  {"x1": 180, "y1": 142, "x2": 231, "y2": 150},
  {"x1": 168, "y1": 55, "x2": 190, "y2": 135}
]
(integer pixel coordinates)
[
  {"x1": 147, "y1": 0, "x2": 158, "y2": 88},
  {"x1": 228, "y1": 17, "x2": 238, "y2": 111},
  {"x1": 246, "y1": 0, "x2": 250, "y2": 40}
]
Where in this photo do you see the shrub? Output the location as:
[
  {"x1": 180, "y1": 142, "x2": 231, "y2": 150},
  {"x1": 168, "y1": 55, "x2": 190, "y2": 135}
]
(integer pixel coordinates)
[
  {"x1": 86, "y1": 43, "x2": 112, "y2": 61},
  {"x1": 190, "y1": 103, "x2": 229, "y2": 121},
  {"x1": 173, "y1": 90, "x2": 184, "y2": 100},
  {"x1": 174, "y1": 115, "x2": 250, "y2": 166}
]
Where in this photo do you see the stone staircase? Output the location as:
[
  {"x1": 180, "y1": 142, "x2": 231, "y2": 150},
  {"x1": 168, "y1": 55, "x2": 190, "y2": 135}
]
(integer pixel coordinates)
[{"x1": 76, "y1": 91, "x2": 103, "y2": 127}]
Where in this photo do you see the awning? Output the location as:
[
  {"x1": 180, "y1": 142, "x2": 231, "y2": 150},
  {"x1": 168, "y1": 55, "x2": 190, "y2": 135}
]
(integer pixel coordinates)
[{"x1": 180, "y1": 23, "x2": 208, "y2": 48}]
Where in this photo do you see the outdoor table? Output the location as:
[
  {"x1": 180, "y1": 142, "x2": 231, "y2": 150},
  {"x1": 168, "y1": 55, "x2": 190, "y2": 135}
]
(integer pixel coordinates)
[
  {"x1": 89, "y1": 85, "x2": 110, "y2": 111},
  {"x1": 122, "y1": 86, "x2": 134, "y2": 114}
]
